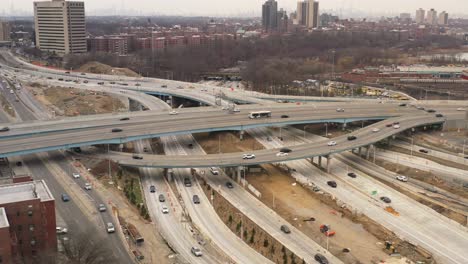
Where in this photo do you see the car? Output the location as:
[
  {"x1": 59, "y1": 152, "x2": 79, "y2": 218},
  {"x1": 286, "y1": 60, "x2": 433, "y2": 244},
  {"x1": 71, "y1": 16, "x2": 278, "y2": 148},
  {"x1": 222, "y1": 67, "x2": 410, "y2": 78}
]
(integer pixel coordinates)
[
  {"x1": 280, "y1": 225, "x2": 291, "y2": 234},
  {"x1": 436, "y1": 114, "x2": 444, "y2": 118},
  {"x1": 161, "y1": 85, "x2": 167, "y2": 88},
  {"x1": 47, "y1": 77, "x2": 53, "y2": 79},
  {"x1": 242, "y1": 154, "x2": 256, "y2": 159},
  {"x1": 16, "y1": 161, "x2": 22, "y2": 166},
  {"x1": 83, "y1": 80, "x2": 88, "y2": 83},
  {"x1": 416, "y1": 106, "x2": 425, "y2": 110},
  {"x1": 65, "y1": 71, "x2": 70, "y2": 74},
  {"x1": 184, "y1": 177, "x2": 192, "y2": 187},
  {"x1": 0, "y1": 127, "x2": 9, "y2": 132},
  {"x1": 396, "y1": 175, "x2": 408, "y2": 182},
  {"x1": 419, "y1": 149, "x2": 429, "y2": 154},
  {"x1": 97, "y1": 82, "x2": 104, "y2": 85},
  {"x1": 347, "y1": 135, "x2": 357, "y2": 141},
  {"x1": 393, "y1": 125, "x2": 400, "y2": 129},
  {"x1": 106, "y1": 223, "x2": 115, "y2": 233},
  {"x1": 188, "y1": 143, "x2": 194, "y2": 149},
  {"x1": 336, "y1": 108, "x2": 345, "y2": 112},
  {"x1": 119, "y1": 117, "x2": 130, "y2": 121},
  {"x1": 61, "y1": 194, "x2": 70, "y2": 202},
  {"x1": 72, "y1": 173, "x2": 80, "y2": 179},
  {"x1": 159, "y1": 194, "x2": 165, "y2": 202},
  {"x1": 191, "y1": 246, "x2": 203, "y2": 257},
  {"x1": 56, "y1": 227, "x2": 68, "y2": 234},
  {"x1": 276, "y1": 152, "x2": 288, "y2": 157},
  {"x1": 281, "y1": 115, "x2": 289, "y2": 118},
  {"x1": 84, "y1": 183, "x2": 92, "y2": 190},
  {"x1": 177, "y1": 86, "x2": 184, "y2": 89},
  {"x1": 399, "y1": 103, "x2": 407, "y2": 107},
  {"x1": 135, "y1": 83, "x2": 141, "y2": 86},
  {"x1": 393, "y1": 122, "x2": 400, "y2": 125},
  {"x1": 80, "y1": 73, "x2": 86, "y2": 75},
  {"x1": 327, "y1": 181, "x2": 337, "y2": 188},
  {"x1": 9, "y1": 89, "x2": 14, "y2": 94},
  {"x1": 58, "y1": 78, "x2": 64, "y2": 81},
  {"x1": 380, "y1": 196, "x2": 392, "y2": 203},
  {"x1": 161, "y1": 205, "x2": 169, "y2": 214},
  {"x1": 314, "y1": 253, "x2": 329, "y2": 264},
  {"x1": 193, "y1": 195, "x2": 200, "y2": 204},
  {"x1": 226, "y1": 182, "x2": 234, "y2": 189},
  {"x1": 457, "y1": 108, "x2": 466, "y2": 111},
  {"x1": 98, "y1": 204, "x2": 107, "y2": 212},
  {"x1": 347, "y1": 172, "x2": 357, "y2": 178},
  {"x1": 111, "y1": 128, "x2": 123, "y2": 132},
  {"x1": 427, "y1": 109, "x2": 436, "y2": 113},
  {"x1": 232, "y1": 108, "x2": 240, "y2": 112},
  {"x1": 327, "y1": 141, "x2": 337, "y2": 146},
  {"x1": 372, "y1": 128, "x2": 380, "y2": 133},
  {"x1": 132, "y1": 155, "x2": 143, "y2": 160},
  {"x1": 386, "y1": 124, "x2": 393, "y2": 127},
  {"x1": 210, "y1": 167, "x2": 219, "y2": 175},
  {"x1": 143, "y1": 147, "x2": 149, "y2": 152},
  {"x1": 121, "y1": 83, "x2": 129, "y2": 86},
  {"x1": 169, "y1": 110, "x2": 178, "y2": 115},
  {"x1": 150, "y1": 185, "x2": 156, "y2": 193},
  {"x1": 280, "y1": 147, "x2": 292, "y2": 153}
]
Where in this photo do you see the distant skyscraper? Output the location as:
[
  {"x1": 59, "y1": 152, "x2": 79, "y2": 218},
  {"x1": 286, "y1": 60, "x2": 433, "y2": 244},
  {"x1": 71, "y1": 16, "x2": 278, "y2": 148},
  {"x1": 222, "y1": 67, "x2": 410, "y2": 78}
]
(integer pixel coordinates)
[
  {"x1": 438, "y1": 11, "x2": 449, "y2": 25},
  {"x1": 296, "y1": 1, "x2": 308, "y2": 26},
  {"x1": 306, "y1": 0, "x2": 319, "y2": 28},
  {"x1": 262, "y1": 0, "x2": 278, "y2": 32},
  {"x1": 426, "y1": 8, "x2": 437, "y2": 25},
  {"x1": 415, "y1": 8, "x2": 425, "y2": 24},
  {"x1": 0, "y1": 21, "x2": 11, "y2": 42},
  {"x1": 34, "y1": 0, "x2": 86, "y2": 55},
  {"x1": 296, "y1": 1, "x2": 303, "y2": 25},
  {"x1": 399, "y1": 13, "x2": 411, "y2": 23}
]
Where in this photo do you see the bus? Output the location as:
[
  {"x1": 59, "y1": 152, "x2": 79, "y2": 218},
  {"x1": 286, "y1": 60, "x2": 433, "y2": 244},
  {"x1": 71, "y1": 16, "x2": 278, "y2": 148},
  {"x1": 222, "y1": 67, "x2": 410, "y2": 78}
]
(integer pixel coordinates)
[{"x1": 249, "y1": 111, "x2": 272, "y2": 119}]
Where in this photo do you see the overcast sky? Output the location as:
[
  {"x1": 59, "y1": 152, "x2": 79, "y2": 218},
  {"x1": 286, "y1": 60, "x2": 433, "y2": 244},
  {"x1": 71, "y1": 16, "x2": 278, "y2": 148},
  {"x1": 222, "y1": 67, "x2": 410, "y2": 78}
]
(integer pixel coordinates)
[{"x1": 2, "y1": 0, "x2": 466, "y2": 17}]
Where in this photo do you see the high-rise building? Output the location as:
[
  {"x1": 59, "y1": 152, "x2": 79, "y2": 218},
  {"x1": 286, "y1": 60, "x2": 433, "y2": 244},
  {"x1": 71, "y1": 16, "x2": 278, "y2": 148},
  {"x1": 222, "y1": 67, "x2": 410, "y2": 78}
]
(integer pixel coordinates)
[
  {"x1": 415, "y1": 8, "x2": 425, "y2": 24},
  {"x1": 34, "y1": 0, "x2": 86, "y2": 55},
  {"x1": 426, "y1": 8, "x2": 437, "y2": 25},
  {"x1": 296, "y1": 1, "x2": 308, "y2": 26},
  {"x1": 0, "y1": 180, "x2": 56, "y2": 263},
  {"x1": 399, "y1": 13, "x2": 411, "y2": 23},
  {"x1": 438, "y1": 11, "x2": 449, "y2": 25},
  {"x1": 296, "y1": 2, "x2": 303, "y2": 25},
  {"x1": 277, "y1": 9, "x2": 289, "y2": 33},
  {"x1": 306, "y1": 0, "x2": 319, "y2": 28},
  {"x1": 262, "y1": 0, "x2": 278, "y2": 32},
  {"x1": 0, "y1": 21, "x2": 11, "y2": 42}
]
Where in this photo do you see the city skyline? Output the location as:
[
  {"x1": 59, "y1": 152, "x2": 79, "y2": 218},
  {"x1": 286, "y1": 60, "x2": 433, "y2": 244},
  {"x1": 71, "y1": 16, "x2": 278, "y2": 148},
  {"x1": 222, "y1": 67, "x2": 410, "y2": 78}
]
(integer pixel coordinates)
[{"x1": 1, "y1": 0, "x2": 467, "y2": 18}]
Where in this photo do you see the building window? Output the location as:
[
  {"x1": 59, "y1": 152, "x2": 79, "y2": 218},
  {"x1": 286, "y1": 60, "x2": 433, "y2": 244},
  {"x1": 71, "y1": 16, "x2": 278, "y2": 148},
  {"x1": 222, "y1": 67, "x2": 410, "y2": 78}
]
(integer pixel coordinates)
[
  {"x1": 17, "y1": 225, "x2": 22, "y2": 232},
  {"x1": 28, "y1": 211, "x2": 33, "y2": 216},
  {"x1": 29, "y1": 225, "x2": 35, "y2": 232},
  {"x1": 30, "y1": 239, "x2": 36, "y2": 247},
  {"x1": 16, "y1": 211, "x2": 20, "y2": 217}
]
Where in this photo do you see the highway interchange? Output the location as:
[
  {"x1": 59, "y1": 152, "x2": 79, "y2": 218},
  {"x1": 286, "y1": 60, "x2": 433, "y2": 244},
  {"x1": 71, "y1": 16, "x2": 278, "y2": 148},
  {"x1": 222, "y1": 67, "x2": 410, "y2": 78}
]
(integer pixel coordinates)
[{"x1": 0, "y1": 49, "x2": 467, "y2": 264}]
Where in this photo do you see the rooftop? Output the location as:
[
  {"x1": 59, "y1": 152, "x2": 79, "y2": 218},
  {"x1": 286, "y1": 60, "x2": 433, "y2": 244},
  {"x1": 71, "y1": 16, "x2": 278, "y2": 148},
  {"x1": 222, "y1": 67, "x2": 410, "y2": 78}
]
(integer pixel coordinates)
[
  {"x1": 0, "y1": 180, "x2": 54, "y2": 205},
  {"x1": 0, "y1": 208, "x2": 9, "y2": 228}
]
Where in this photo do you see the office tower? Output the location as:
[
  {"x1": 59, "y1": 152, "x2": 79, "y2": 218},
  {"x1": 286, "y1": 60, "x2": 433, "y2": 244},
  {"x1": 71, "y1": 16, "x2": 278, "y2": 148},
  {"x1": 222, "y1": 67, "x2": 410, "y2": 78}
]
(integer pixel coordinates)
[
  {"x1": 296, "y1": 1, "x2": 303, "y2": 25},
  {"x1": 306, "y1": 0, "x2": 319, "y2": 28},
  {"x1": 262, "y1": 0, "x2": 278, "y2": 32},
  {"x1": 438, "y1": 11, "x2": 449, "y2": 25},
  {"x1": 426, "y1": 8, "x2": 437, "y2": 25},
  {"x1": 0, "y1": 21, "x2": 11, "y2": 42},
  {"x1": 415, "y1": 8, "x2": 425, "y2": 24},
  {"x1": 34, "y1": 0, "x2": 86, "y2": 55}
]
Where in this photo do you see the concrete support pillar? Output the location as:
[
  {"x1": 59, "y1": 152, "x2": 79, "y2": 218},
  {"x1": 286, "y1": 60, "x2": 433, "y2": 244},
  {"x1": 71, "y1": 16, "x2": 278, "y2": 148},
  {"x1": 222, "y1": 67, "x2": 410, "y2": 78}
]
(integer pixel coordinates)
[
  {"x1": 342, "y1": 122, "x2": 347, "y2": 131},
  {"x1": 239, "y1": 130, "x2": 244, "y2": 141},
  {"x1": 237, "y1": 166, "x2": 243, "y2": 184},
  {"x1": 310, "y1": 156, "x2": 314, "y2": 164},
  {"x1": 366, "y1": 146, "x2": 371, "y2": 160},
  {"x1": 358, "y1": 147, "x2": 362, "y2": 156},
  {"x1": 318, "y1": 156, "x2": 322, "y2": 167},
  {"x1": 372, "y1": 145, "x2": 376, "y2": 163},
  {"x1": 326, "y1": 155, "x2": 332, "y2": 173}
]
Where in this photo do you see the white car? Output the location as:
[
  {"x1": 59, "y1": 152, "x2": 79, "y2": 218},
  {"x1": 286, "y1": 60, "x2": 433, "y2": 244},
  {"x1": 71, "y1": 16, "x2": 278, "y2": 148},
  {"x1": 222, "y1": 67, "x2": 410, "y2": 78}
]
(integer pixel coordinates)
[
  {"x1": 336, "y1": 108, "x2": 345, "y2": 112},
  {"x1": 327, "y1": 141, "x2": 337, "y2": 146},
  {"x1": 276, "y1": 152, "x2": 288, "y2": 157},
  {"x1": 106, "y1": 223, "x2": 115, "y2": 233},
  {"x1": 393, "y1": 125, "x2": 400, "y2": 129},
  {"x1": 56, "y1": 227, "x2": 68, "y2": 234},
  {"x1": 72, "y1": 173, "x2": 80, "y2": 179},
  {"x1": 396, "y1": 175, "x2": 408, "y2": 182},
  {"x1": 372, "y1": 128, "x2": 380, "y2": 133},
  {"x1": 457, "y1": 108, "x2": 466, "y2": 111},
  {"x1": 191, "y1": 246, "x2": 203, "y2": 257},
  {"x1": 169, "y1": 110, "x2": 178, "y2": 115},
  {"x1": 242, "y1": 154, "x2": 256, "y2": 159},
  {"x1": 233, "y1": 108, "x2": 240, "y2": 112},
  {"x1": 84, "y1": 183, "x2": 92, "y2": 190},
  {"x1": 161, "y1": 205, "x2": 169, "y2": 214}
]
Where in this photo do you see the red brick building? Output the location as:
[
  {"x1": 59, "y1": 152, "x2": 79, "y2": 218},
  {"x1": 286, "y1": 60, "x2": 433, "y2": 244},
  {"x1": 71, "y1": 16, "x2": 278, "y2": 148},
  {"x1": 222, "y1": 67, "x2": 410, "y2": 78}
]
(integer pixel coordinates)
[{"x1": 0, "y1": 180, "x2": 56, "y2": 263}]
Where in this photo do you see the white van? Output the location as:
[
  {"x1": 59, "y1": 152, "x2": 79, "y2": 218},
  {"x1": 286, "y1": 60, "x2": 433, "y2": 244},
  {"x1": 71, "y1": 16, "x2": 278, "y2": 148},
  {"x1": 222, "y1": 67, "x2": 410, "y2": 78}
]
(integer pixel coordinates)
[{"x1": 210, "y1": 167, "x2": 219, "y2": 175}]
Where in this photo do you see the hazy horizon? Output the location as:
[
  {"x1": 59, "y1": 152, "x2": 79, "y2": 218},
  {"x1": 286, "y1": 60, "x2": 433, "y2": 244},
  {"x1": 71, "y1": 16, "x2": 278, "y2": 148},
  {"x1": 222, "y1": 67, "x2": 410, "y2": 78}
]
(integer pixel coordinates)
[{"x1": 1, "y1": 0, "x2": 467, "y2": 18}]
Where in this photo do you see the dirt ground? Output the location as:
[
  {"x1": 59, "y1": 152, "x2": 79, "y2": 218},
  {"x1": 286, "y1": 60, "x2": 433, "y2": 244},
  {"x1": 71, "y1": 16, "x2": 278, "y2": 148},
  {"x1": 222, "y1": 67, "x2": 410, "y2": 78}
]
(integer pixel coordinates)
[
  {"x1": 78, "y1": 61, "x2": 140, "y2": 77},
  {"x1": 27, "y1": 85, "x2": 127, "y2": 116},
  {"x1": 193, "y1": 131, "x2": 265, "y2": 154},
  {"x1": 0, "y1": 93, "x2": 15, "y2": 118}
]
